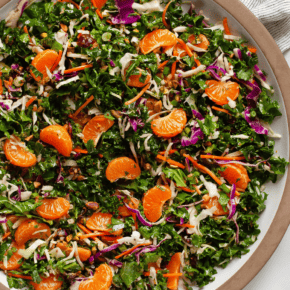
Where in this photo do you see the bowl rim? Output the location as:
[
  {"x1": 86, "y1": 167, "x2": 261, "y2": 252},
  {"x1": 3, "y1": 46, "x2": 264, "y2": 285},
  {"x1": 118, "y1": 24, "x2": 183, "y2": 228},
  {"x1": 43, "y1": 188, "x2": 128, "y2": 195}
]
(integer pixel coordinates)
[
  {"x1": 0, "y1": 0, "x2": 289, "y2": 289},
  {"x1": 213, "y1": 0, "x2": 290, "y2": 289}
]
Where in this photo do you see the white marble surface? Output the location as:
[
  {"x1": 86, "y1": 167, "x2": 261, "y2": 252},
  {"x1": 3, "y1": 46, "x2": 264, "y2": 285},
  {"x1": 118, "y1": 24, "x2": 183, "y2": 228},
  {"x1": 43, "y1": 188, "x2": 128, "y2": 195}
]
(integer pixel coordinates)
[{"x1": 243, "y1": 51, "x2": 290, "y2": 290}]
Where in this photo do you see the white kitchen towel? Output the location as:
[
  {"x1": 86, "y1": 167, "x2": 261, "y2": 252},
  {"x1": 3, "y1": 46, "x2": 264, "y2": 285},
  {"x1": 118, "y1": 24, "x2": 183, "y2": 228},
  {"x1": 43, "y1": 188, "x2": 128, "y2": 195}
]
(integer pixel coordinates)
[{"x1": 240, "y1": 0, "x2": 290, "y2": 52}]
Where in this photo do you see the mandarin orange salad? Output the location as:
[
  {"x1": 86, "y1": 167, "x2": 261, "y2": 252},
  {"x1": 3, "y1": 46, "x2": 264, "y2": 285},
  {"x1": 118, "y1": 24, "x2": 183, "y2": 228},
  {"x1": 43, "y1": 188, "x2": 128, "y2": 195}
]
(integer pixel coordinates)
[{"x1": 0, "y1": 0, "x2": 287, "y2": 289}]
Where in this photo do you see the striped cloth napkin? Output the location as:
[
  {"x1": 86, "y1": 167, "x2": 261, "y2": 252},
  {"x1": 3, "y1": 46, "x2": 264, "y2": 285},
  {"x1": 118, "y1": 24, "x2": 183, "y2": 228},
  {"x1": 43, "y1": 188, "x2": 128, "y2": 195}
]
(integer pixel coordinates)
[{"x1": 240, "y1": 0, "x2": 290, "y2": 52}]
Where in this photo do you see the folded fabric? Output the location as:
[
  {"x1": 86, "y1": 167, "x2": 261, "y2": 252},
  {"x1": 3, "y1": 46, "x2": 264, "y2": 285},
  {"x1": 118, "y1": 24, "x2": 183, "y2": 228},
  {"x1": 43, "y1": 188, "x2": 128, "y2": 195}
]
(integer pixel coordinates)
[{"x1": 240, "y1": 0, "x2": 290, "y2": 52}]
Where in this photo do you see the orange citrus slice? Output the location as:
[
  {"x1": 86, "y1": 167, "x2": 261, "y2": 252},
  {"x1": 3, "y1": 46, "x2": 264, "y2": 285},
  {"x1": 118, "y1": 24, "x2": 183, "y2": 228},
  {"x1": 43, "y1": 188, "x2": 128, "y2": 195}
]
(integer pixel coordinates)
[
  {"x1": 30, "y1": 50, "x2": 59, "y2": 83},
  {"x1": 30, "y1": 275, "x2": 63, "y2": 290},
  {"x1": 0, "y1": 241, "x2": 25, "y2": 270},
  {"x1": 202, "y1": 195, "x2": 228, "y2": 216},
  {"x1": 205, "y1": 80, "x2": 240, "y2": 106},
  {"x1": 151, "y1": 108, "x2": 187, "y2": 138},
  {"x1": 86, "y1": 212, "x2": 123, "y2": 236},
  {"x1": 36, "y1": 198, "x2": 70, "y2": 220},
  {"x1": 4, "y1": 136, "x2": 37, "y2": 167},
  {"x1": 143, "y1": 185, "x2": 172, "y2": 222},
  {"x1": 57, "y1": 242, "x2": 91, "y2": 262},
  {"x1": 188, "y1": 34, "x2": 210, "y2": 50},
  {"x1": 140, "y1": 29, "x2": 177, "y2": 54},
  {"x1": 79, "y1": 264, "x2": 112, "y2": 290},
  {"x1": 118, "y1": 197, "x2": 140, "y2": 217},
  {"x1": 40, "y1": 124, "x2": 73, "y2": 157},
  {"x1": 105, "y1": 157, "x2": 141, "y2": 182},
  {"x1": 127, "y1": 68, "x2": 151, "y2": 87},
  {"x1": 219, "y1": 163, "x2": 250, "y2": 191},
  {"x1": 166, "y1": 252, "x2": 182, "y2": 290},
  {"x1": 15, "y1": 219, "x2": 51, "y2": 246},
  {"x1": 163, "y1": 43, "x2": 187, "y2": 57},
  {"x1": 82, "y1": 115, "x2": 114, "y2": 145}
]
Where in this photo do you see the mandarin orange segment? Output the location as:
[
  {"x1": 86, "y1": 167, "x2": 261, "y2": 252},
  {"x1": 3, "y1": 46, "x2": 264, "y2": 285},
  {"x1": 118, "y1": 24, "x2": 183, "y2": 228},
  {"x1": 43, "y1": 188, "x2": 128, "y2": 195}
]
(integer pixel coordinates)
[
  {"x1": 40, "y1": 124, "x2": 73, "y2": 157},
  {"x1": 79, "y1": 264, "x2": 112, "y2": 290},
  {"x1": 143, "y1": 185, "x2": 172, "y2": 222},
  {"x1": 57, "y1": 242, "x2": 91, "y2": 261},
  {"x1": 4, "y1": 136, "x2": 37, "y2": 168},
  {"x1": 202, "y1": 195, "x2": 228, "y2": 216},
  {"x1": 82, "y1": 115, "x2": 114, "y2": 145},
  {"x1": 36, "y1": 198, "x2": 70, "y2": 220},
  {"x1": 219, "y1": 163, "x2": 250, "y2": 191},
  {"x1": 30, "y1": 275, "x2": 63, "y2": 290},
  {"x1": 86, "y1": 212, "x2": 123, "y2": 236},
  {"x1": 151, "y1": 108, "x2": 187, "y2": 138},
  {"x1": 166, "y1": 252, "x2": 182, "y2": 290},
  {"x1": 15, "y1": 219, "x2": 51, "y2": 246},
  {"x1": 163, "y1": 43, "x2": 187, "y2": 57},
  {"x1": 93, "y1": 0, "x2": 108, "y2": 9},
  {"x1": 105, "y1": 157, "x2": 141, "y2": 182},
  {"x1": 127, "y1": 68, "x2": 151, "y2": 88},
  {"x1": 188, "y1": 34, "x2": 210, "y2": 50},
  {"x1": 140, "y1": 29, "x2": 177, "y2": 54},
  {"x1": 205, "y1": 80, "x2": 240, "y2": 106},
  {"x1": 0, "y1": 241, "x2": 25, "y2": 270},
  {"x1": 118, "y1": 197, "x2": 140, "y2": 217},
  {"x1": 30, "y1": 50, "x2": 59, "y2": 83}
]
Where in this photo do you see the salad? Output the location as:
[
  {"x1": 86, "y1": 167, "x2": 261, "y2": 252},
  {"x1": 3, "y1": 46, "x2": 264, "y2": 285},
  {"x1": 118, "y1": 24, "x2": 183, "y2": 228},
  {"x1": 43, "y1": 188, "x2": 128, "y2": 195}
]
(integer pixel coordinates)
[{"x1": 0, "y1": 0, "x2": 288, "y2": 289}]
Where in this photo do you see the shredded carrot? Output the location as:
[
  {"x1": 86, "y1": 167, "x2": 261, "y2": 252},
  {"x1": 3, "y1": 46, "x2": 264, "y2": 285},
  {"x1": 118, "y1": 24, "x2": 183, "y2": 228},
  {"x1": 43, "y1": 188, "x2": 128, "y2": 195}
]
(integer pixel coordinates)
[
  {"x1": 156, "y1": 154, "x2": 185, "y2": 169},
  {"x1": 78, "y1": 26, "x2": 86, "y2": 38},
  {"x1": 125, "y1": 83, "x2": 150, "y2": 106},
  {"x1": 7, "y1": 273, "x2": 33, "y2": 280},
  {"x1": 177, "y1": 38, "x2": 193, "y2": 57},
  {"x1": 23, "y1": 26, "x2": 33, "y2": 44},
  {"x1": 194, "y1": 58, "x2": 201, "y2": 67},
  {"x1": 115, "y1": 242, "x2": 152, "y2": 259},
  {"x1": 2, "y1": 232, "x2": 11, "y2": 241},
  {"x1": 162, "y1": 0, "x2": 172, "y2": 28},
  {"x1": 184, "y1": 154, "x2": 240, "y2": 196},
  {"x1": 171, "y1": 60, "x2": 178, "y2": 77},
  {"x1": 200, "y1": 155, "x2": 245, "y2": 161},
  {"x1": 163, "y1": 273, "x2": 183, "y2": 278},
  {"x1": 77, "y1": 223, "x2": 105, "y2": 244},
  {"x1": 158, "y1": 149, "x2": 177, "y2": 155},
  {"x1": 98, "y1": 153, "x2": 103, "y2": 158},
  {"x1": 194, "y1": 185, "x2": 202, "y2": 195},
  {"x1": 212, "y1": 106, "x2": 231, "y2": 116},
  {"x1": 175, "y1": 223, "x2": 195, "y2": 228},
  {"x1": 106, "y1": 19, "x2": 113, "y2": 25},
  {"x1": 64, "y1": 64, "x2": 93, "y2": 74},
  {"x1": 0, "y1": 79, "x2": 3, "y2": 95},
  {"x1": 71, "y1": 95, "x2": 94, "y2": 119},
  {"x1": 25, "y1": 135, "x2": 33, "y2": 141},
  {"x1": 73, "y1": 148, "x2": 88, "y2": 154},
  {"x1": 177, "y1": 186, "x2": 195, "y2": 193},
  {"x1": 223, "y1": 17, "x2": 231, "y2": 35},
  {"x1": 25, "y1": 96, "x2": 37, "y2": 108},
  {"x1": 50, "y1": 50, "x2": 63, "y2": 72},
  {"x1": 96, "y1": 8, "x2": 103, "y2": 19},
  {"x1": 59, "y1": 0, "x2": 80, "y2": 9},
  {"x1": 247, "y1": 46, "x2": 257, "y2": 54},
  {"x1": 79, "y1": 232, "x2": 107, "y2": 239},
  {"x1": 158, "y1": 60, "x2": 169, "y2": 69}
]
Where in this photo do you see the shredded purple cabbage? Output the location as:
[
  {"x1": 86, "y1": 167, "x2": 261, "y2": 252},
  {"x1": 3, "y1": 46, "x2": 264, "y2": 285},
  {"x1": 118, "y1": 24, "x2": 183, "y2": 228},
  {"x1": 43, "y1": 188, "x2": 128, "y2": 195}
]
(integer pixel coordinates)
[
  {"x1": 109, "y1": 59, "x2": 116, "y2": 67},
  {"x1": 129, "y1": 118, "x2": 144, "y2": 132},
  {"x1": 94, "y1": 243, "x2": 121, "y2": 259},
  {"x1": 233, "y1": 48, "x2": 242, "y2": 60},
  {"x1": 8, "y1": 86, "x2": 22, "y2": 93},
  {"x1": 244, "y1": 107, "x2": 268, "y2": 135},
  {"x1": 124, "y1": 203, "x2": 153, "y2": 227},
  {"x1": 227, "y1": 183, "x2": 236, "y2": 220},
  {"x1": 20, "y1": 1, "x2": 28, "y2": 16},
  {"x1": 56, "y1": 156, "x2": 64, "y2": 183},
  {"x1": 0, "y1": 102, "x2": 10, "y2": 110},
  {"x1": 11, "y1": 64, "x2": 19, "y2": 70},
  {"x1": 109, "y1": 259, "x2": 123, "y2": 267},
  {"x1": 253, "y1": 64, "x2": 266, "y2": 81},
  {"x1": 111, "y1": 0, "x2": 141, "y2": 24},
  {"x1": 0, "y1": 218, "x2": 7, "y2": 224},
  {"x1": 192, "y1": 109, "x2": 204, "y2": 120},
  {"x1": 206, "y1": 65, "x2": 227, "y2": 76},
  {"x1": 181, "y1": 127, "x2": 204, "y2": 147}
]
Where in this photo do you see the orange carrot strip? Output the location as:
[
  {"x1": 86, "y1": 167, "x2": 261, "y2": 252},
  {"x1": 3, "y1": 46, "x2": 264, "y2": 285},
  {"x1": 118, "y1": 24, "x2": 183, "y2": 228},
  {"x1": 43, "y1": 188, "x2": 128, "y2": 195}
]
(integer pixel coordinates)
[
  {"x1": 158, "y1": 149, "x2": 177, "y2": 155},
  {"x1": 212, "y1": 106, "x2": 232, "y2": 116},
  {"x1": 156, "y1": 154, "x2": 185, "y2": 169},
  {"x1": 175, "y1": 223, "x2": 195, "y2": 228},
  {"x1": 64, "y1": 64, "x2": 93, "y2": 74},
  {"x1": 163, "y1": 273, "x2": 183, "y2": 278},
  {"x1": 25, "y1": 97, "x2": 37, "y2": 108},
  {"x1": 59, "y1": 0, "x2": 80, "y2": 9},
  {"x1": 158, "y1": 60, "x2": 169, "y2": 69},
  {"x1": 194, "y1": 185, "x2": 202, "y2": 195},
  {"x1": 223, "y1": 17, "x2": 231, "y2": 35},
  {"x1": 96, "y1": 8, "x2": 103, "y2": 19},
  {"x1": 73, "y1": 148, "x2": 88, "y2": 154},
  {"x1": 0, "y1": 79, "x2": 3, "y2": 95},
  {"x1": 177, "y1": 38, "x2": 193, "y2": 57},
  {"x1": 7, "y1": 273, "x2": 33, "y2": 280},
  {"x1": 177, "y1": 186, "x2": 195, "y2": 193},
  {"x1": 79, "y1": 232, "x2": 108, "y2": 239},
  {"x1": 200, "y1": 155, "x2": 245, "y2": 161},
  {"x1": 71, "y1": 95, "x2": 94, "y2": 118},
  {"x1": 194, "y1": 58, "x2": 201, "y2": 67},
  {"x1": 162, "y1": 0, "x2": 172, "y2": 28},
  {"x1": 23, "y1": 26, "x2": 33, "y2": 44},
  {"x1": 2, "y1": 232, "x2": 11, "y2": 241},
  {"x1": 247, "y1": 46, "x2": 257, "y2": 54},
  {"x1": 78, "y1": 26, "x2": 85, "y2": 38},
  {"x1": 125, "y1": 83, "x2": 150, "y2": 106},
  {"x1": 115, "y1": 242, "x2": 152, "y2": 259},
  {"x1": 171, "y1": 60, "x2": 178, "y2": 77},
  {"x1": 50, "y1": 50, "x2": 63, "y2": 72}
]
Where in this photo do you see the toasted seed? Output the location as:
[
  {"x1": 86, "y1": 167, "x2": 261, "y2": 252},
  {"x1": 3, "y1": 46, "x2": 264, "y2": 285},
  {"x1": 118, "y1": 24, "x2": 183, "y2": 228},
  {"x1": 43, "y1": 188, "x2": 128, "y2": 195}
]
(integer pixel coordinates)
[
  {"x1": 86, "y1": 202, "x2": 99, "y2": 210},
  {"x1": 41, "y1": 33, "x2": 48, "y2": 38}
]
